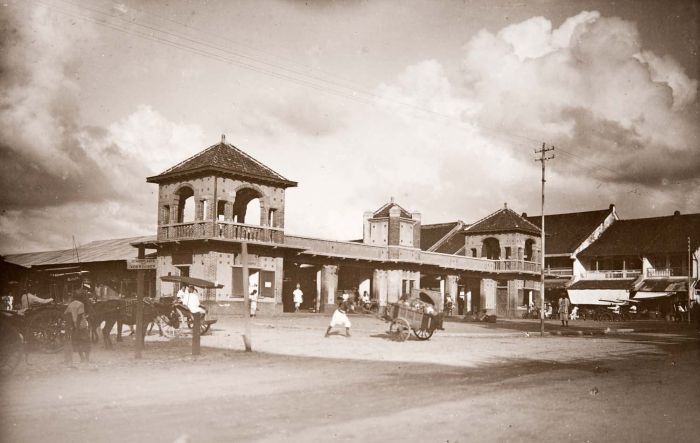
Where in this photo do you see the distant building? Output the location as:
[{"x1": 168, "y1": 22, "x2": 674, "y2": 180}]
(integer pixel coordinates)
[{"x1": 573, "y1": 211, "x2": 700, "y2": 306}]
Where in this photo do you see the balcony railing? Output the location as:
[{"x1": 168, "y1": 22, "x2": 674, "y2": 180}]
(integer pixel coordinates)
[
  {"x1": 646, "y1": 268, "x2": 685, "y2": 278},
  {"x1": 545, "y1": 267, "x2": 574, "y2": 277},
  {"x1": 493, "y1": 260, "x2": 540, "y2": 273},
  {"x1": 158, "y1": 221, "x2": 284, "y2": 243},
  {"x1": 583, "y1": 269, "x2": 642, "y2": 280}
]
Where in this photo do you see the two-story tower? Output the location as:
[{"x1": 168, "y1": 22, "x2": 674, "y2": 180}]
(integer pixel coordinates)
[{"x1": 146, "y1": 136, "x2": 297, "y2": 314}]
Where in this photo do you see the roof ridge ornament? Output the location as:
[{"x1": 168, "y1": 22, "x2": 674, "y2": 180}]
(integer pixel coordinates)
[{"x1": 221, "y1": 133, "x2": 226, "y2": 143}]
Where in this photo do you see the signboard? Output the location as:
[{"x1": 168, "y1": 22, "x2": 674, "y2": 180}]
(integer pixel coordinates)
[{"x1": 127, "y1": 259, "x2": 157, "y2": 270}]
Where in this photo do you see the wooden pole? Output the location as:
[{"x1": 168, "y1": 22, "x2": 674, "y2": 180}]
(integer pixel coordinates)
[
  {"x1": 135, "y1": 246, "x2": 145, "y2": 359},
  {"x1": 192, "y1": 313, "x2": 201, "y2": 355},
  {"x1": 241, "y1": 242, "x2": 252, "y2": 351}
]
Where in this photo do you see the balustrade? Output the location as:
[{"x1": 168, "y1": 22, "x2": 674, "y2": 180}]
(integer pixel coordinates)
[
  {"x1": 158, "y1": 221, "x2": 283, "y2": 243},
  {"x1": 646, "y1": 268, "x2": 685, "y2": 278}
]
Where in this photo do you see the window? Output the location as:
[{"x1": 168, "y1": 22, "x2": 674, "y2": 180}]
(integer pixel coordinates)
[
  {"x1": 162, "y1": 205, "x2": 170, "y2": 224},
  {"x1": 505, "y1": 247, "x2": 512, "y2": 259},
  {"x1": 471, "y1": 248, "x2": 477, "y2": 257}
]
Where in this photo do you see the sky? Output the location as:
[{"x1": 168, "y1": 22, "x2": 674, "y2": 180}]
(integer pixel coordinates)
[{"x1": 0, "y1": 0, "x2": 699, "y2": 254}]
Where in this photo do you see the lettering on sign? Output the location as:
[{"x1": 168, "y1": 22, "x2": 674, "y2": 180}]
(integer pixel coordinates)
[{"x1": 127, "y1": 259, "x2": 157, "y2": 270}]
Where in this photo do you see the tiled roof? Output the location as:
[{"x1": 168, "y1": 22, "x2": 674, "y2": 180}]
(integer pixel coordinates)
[
  {"x1": 568, "y1": 279, "x2": 636, "y2": 290},
  {"x1": 147, "y1": 140, "x2": 297, "y2": 187},
  {"x1": 464, "y1": 207, "x2": 540, "y2": 236},
  {"x1": 373, "y1": 201, "x2": 412, "y2": 218},
  {"x1": 420, "y1": 222, "x2": 461, "y2": 251},
  {"x1": 579, "y1": 213, "x2": 700, "y2": 257},
  {"x1": 526, "y1": 207, "x2": 613, "y2": 255},
  {"x1": 4, "y1": 236, "x2": 156, "y2": 267}
]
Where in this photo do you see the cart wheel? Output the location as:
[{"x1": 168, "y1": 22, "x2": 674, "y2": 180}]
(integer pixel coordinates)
[
  {"x1": 414, "y1": 328, "x2": 433, "y2": 341},
  {"x1": 27, "y1": 309, "x2": 66, "y2": 353},
  {"x1": 186, "y1": 314, "x2": 211, "y2": 335},
  {"x1": 390, "y1": 317, "x2": 410, "y2": 342}
]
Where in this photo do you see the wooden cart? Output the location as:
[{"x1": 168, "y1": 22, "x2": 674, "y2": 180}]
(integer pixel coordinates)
[{"x1": 387, "y1": 300, "x2": 444, "y2": 342}]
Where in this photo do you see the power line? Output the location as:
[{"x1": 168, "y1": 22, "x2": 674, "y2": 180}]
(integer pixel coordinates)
[{"x1": 26, "y1": 0, "x2": 689, "y2": 203}]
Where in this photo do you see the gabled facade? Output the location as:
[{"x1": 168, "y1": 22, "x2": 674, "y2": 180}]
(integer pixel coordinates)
[{"x1": 573, "y1": 211, "x2": 700, "y2": 305}]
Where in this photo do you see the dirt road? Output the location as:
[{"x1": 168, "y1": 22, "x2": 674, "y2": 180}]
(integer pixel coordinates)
[{"x1": 1, "y1": 315, "x2": 699, "y2": 442}]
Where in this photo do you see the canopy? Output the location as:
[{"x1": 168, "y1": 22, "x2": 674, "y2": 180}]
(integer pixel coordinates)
[
  {"x1": 160, "y1": 275, "x2": 223, "y2": 289},
  {"x1": 633, "y1": 291, "x2": 673, "y2": 300},
  {"x1": 567, "y1": 289, "x2": 630, "y2": 306},
  {"x1": 409, "y1": 288, "x2": 441, "y2": 306}
]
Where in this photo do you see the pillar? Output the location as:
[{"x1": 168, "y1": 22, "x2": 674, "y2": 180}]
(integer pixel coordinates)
[
  {"x1": 446, "y1": 275, "x2": 458, "y2": 313},
  {"x1": 373, "y1": 269, "x2": 388, "y2": 311},
  {"x1": 319, "y1": 265, "x2": 338, "y2": 313}
]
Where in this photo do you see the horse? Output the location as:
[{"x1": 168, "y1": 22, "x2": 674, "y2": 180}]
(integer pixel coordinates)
[{"x1": 89, "y1": 299, "x2": 160, "y2": 349}]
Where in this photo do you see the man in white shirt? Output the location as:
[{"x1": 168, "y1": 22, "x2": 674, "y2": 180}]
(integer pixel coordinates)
[
  {"x1": 182, "y1": 285, "x2": 205, "y2": 314},
  {"x1": 293, "y1": 284, "x2": 304, "y2": 312}
]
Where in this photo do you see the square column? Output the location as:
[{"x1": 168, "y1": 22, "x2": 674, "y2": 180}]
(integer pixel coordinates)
[
  {"x1": 446, "y1": 275, "x2": 459, "y2": 313},
  {"x1": 319, "y1": 264, "x2": 338, "y2": 313}
]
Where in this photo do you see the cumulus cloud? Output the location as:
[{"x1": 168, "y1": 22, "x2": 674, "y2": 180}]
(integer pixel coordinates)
[
  {"x1": 0, "y1": 5, "x2": 203, "y2": 253},
  {"x1": 462, "y1": 11, "x2": 699, "y2": 190},
  {"x1": 1, "y1": 6, "x2": 698, "y2": 252}
]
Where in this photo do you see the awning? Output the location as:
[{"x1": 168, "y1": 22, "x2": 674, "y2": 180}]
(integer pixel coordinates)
[
  {"x1": 637, "y1": 279, "x2": 695, "y2": 292},
  {"x1": 567, "y1": 289, "x2": 630, "y2": 305},
  {"x1": 633, "y1": 291, "x2": 672, "y2": 300},
  {"x1": 160, "y1": 275, "x2": 223, "y2": 289}
]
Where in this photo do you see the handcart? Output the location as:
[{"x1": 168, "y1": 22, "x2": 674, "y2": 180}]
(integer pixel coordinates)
[{"x1": 386, "y1": 289, "x2": 444, "y2": 342}]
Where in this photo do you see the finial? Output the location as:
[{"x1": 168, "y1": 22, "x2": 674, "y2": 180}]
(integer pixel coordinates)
[
  {"x1": 390, "y1": 196, "x2": 394, "y2": 204},
  {"x1": 504, "y1": 202, "x2": 508, "y2": 209},
  {"x1": 221, "y1": 134, "x2": 226, "y2": 143}
]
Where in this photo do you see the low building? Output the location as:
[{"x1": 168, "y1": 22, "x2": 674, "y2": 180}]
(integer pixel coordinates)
[
  {"x1": 2, "y1": 236, "x2": 156, "y2": 303},
  {"x1": 573, "y1": 211, "x2": 700, "y2": 307}
]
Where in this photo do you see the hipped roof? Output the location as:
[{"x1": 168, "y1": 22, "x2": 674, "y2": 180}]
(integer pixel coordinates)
[
  {"x1": 147, "y1": 140, "x2": 297, "y2": 188},
  {"x1": 464, "y1": 207, "x2": 540, "y2": 236}
]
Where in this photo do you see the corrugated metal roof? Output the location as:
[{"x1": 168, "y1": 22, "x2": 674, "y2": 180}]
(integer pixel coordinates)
[{"x1": 4, "y1": 236, "x2": 156, "y2": 268}]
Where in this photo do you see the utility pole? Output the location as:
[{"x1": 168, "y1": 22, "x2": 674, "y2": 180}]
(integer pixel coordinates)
[{"x1": 535, "y1": 143, "x2": 555, "y2": 337}]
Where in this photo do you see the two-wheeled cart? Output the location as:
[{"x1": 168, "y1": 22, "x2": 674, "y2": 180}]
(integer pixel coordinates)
[{"x1": 386, "y1": 289, "x2": 444, "y2": 342}]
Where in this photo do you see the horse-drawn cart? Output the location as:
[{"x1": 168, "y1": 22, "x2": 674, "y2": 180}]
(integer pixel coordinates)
[{"x1": 386, "y1": 289, "x2": 444, "y2": 342}]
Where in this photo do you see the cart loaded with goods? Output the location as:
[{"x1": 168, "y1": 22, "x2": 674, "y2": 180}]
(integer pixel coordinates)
[{"x1": 385, "y1": 288, "x2": 444, "y2": 342}]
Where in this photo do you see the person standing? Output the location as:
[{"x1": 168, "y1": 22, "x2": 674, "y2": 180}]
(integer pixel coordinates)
[
  {"x1": 325, "y1": 299, "x2": 352, "y2": 338},
  {"x1": 558, "y1": 295, "x2": 570, "y2": 327},
  {"x1": 63, "y1": 293, "x2": 91, "y2": 365},
  {"x1": 249, "y1": 283, "x2": 259, "y2": 317},
  {"x1": 293, "y1": 284, "x2": 304, "y2": 312}
]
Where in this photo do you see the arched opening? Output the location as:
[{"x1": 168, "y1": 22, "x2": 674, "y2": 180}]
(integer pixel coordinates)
[
  {"x1": 176, "y1": 186, "x2": 195, "y2": 223},
  {"x1": 524, "y1": 239, "x2": 535, "y2": 261},
  {"x1": 482, "y1": 237, "x2": 501, "y2": 260},
  {"x1": 232, "y1": 188, "x2": 263, "y2": 225}
]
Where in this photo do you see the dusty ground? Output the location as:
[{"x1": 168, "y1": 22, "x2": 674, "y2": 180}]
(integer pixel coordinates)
[{"x1": 1, "y1": 315, "x2": 699, "y2": 443}]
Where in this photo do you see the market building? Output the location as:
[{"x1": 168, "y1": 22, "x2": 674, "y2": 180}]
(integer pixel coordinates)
[{"x1": 130, "y1": 137, "x2": 543, "y2": 317}]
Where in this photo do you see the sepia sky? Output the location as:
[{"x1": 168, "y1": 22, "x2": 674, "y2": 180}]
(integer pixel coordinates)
[{"x1": 1, "y1": 0, "x2": 699, "y2": 253}]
